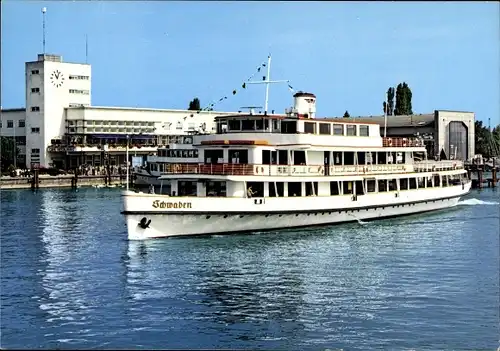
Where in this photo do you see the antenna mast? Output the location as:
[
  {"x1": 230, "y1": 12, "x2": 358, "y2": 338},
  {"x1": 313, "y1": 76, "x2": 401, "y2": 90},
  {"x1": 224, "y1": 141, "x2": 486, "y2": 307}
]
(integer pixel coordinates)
[
  {"x1": 245, "y1": 54, "x2": 289, "y2": 114},
  {"x1": 85, "y1": 34, "x2": 88, "y2": 64},
  {"x1": 42, "y1": 7, "x2": 47, "y2": 54}
]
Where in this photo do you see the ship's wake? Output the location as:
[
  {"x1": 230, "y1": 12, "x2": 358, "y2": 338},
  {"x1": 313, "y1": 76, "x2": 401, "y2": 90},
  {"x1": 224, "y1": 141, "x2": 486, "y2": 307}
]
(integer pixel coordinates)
[{"x1": 458, "y1": 198, "x2": 499, "y2": 206}]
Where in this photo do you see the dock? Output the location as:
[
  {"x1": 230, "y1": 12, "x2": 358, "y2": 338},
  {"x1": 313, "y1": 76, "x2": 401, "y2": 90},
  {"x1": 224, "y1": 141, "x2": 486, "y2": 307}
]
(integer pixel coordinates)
[{"x1": 465, "y1": 159, "x2": 499, "y2": 189}]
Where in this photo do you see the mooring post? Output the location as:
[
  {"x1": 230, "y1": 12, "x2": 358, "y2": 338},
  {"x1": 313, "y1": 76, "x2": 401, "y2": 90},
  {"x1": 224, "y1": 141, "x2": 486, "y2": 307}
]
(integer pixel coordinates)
[
  {"x1": 477, "y1": 169, "x2": 483, "y2": 189},
  {"x1": 492, "y1": 158, "x2": 497, "y2": 188}
]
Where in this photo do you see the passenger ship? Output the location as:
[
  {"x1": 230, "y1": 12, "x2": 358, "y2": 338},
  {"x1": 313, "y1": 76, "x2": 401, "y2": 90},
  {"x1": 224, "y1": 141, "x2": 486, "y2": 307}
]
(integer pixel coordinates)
[{"x1": 122, "y1": 92, "x2": 471, "y2": 240}]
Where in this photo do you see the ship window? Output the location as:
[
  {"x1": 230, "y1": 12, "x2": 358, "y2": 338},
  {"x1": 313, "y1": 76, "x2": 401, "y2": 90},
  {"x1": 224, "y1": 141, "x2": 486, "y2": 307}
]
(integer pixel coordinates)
[
  {"x1": 388, "y1": 179, "x2": 397, "y2": 191},
  {"x1": 255, "y1": 119, "x2": 264, "y2": 130},
  {"x1": 330, "y1": 181, "x2": 341, "y2": 195},
  {"x1": 346, "y1": 125, "x2": 357, "y2": 136},
  {"x1": 333, "y1": 152, "x2": 343, "y2": 165},
  {"x1": 343, "y1": 181, "x2": 353, "y2": 195},
  {"x1": 355, "y1": 181, "x2": 364, "y2": 196},
  {"x1": 409, "y1": 178, "x2": 417, "y2": 189},
  {"x1": 288, "y1": 182, "x2": 301, "y2": 196},
  {"x1": 207, "y1": 181, "x2": 226, "y2": 197},
  {"x1": 228, "y1": 119, "x2": 241, "y2": 131},
  {"x1": 377, "y1": 152, "x2": 387, "y2": 164},
  {"x1": 281, "y1": 121, "x2": 297, "y2": 134},
  {"x1": 356, "y1": 152, "x2": 366, "y2": 165},
  {"x1": 269, "y1": 182, "x2": 284, "y2": 197},
  {"x1": 293, "y1": 150, "x2": 306, "y2": 165},
  {"x1": 427, "y1": 176, "x2": 433, "y2": 188},
  {"x1": 305, "y1": 182, "x2": 318, "y2": 196},
  {"x1": 359, "y1": 125, "x2": 369, "y2": 136},
  {"x1": 400, "y1": 178, "x2": 409, "y2": 190},
  {"x1": 366, "y1": 179, "x2": 376, "y2": 193},
  {"x1": 247, "y1": 181, "x2": 264, "y2": 197},
  {"x1": 434, "y1": 175, "x2": 441, "y2": 187},
  {"x1": 304, "y1": 122, "x2": 316, "y2": 134},
  {"x1": 229, "y1": 149, "x2": 248, "y2": 164},
  {"x1": 278, "y1": 150, "x2": 288, "y2": 165},
  {"x1": 319, "y1": 123, "x2": 331, "y2": 135},
  {"x1": 241, "y1": 120, "x2": 255, "y2": 131},
  {"x1": 204, "y1": 149, "x2": 223, "y2": 164},
  {"x1": 333, "y1": 124, "x2": 343, "y2": 135},
  {"x1": 417, "y1": 177, "x2": 425, "y2": 188},
  {"x1": 378, "y1": 179, "x2": 387, "y2": 192},
  {"x1": 272, "y1": 119, "x2": 280, "y2": 132},
  {"x1": 178, "y1": 181, "x2": 197, "y2": 196},
  {"x1": 344, "y1": 152, "x2": 355, "y2": 166}
]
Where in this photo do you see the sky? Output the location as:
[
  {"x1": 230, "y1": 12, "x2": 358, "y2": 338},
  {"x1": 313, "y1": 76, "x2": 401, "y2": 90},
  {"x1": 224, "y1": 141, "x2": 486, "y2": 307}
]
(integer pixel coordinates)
[{"x1": 1, "y1": 1, "x2": 499, "y2": 125}]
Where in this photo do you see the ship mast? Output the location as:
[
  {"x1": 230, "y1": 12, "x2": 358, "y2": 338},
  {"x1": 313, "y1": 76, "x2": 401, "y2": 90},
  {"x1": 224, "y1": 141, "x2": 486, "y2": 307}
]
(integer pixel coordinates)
[{"x1": 245, "y1": 54, "x2": 289, "y2": 114}]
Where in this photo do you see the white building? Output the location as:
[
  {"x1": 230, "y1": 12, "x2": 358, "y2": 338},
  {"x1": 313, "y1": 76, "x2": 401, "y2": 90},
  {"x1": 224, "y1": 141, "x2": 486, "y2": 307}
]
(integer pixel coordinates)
[{"x1": 0, "y1": 53, "x2": 240, "y2": 169}]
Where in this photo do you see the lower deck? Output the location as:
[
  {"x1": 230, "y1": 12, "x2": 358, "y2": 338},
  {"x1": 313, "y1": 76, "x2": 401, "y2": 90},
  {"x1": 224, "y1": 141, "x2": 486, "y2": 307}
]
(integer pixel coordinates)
[{"x1": 165, "y1": 172, "x2": 467, "y2": 198}]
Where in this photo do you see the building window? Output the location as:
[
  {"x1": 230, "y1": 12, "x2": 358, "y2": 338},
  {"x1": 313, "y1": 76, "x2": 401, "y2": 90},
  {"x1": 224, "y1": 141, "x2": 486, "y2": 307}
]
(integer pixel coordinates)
[
  {"x1": 31, "y1": 87, "x2": 40, "y2": 93},
  {"x1": 69, "y1": 75, "x2": 89, "y2": 80},
  {"x1": 31, "y1": 127, "x2": 40, "y2": 133},
  {"x1": 69, "y1": 89, "x2": 90, "y2": 95},
  {"x1": 31, "y1": 106, "x2": 40, "y2": 112},
  {"x1": 19, "y1": 120, "x2": 25, "y2": 127},
  {"x1": 31, "y1": 69, "x2": 40, "y2": 75},
  {"x1": 359, "y1": 125, "x2": 369, "y2": 136},
  {"x1": 31, "y1": 148, "x2": 40, "y2": 154},
  {"x1": 7, "y1": 120, "x2": 13, "y2": 128}
]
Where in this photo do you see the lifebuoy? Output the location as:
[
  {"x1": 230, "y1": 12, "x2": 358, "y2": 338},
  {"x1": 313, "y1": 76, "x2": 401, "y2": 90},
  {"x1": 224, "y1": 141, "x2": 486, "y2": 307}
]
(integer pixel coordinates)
[
  {"x1": 260, "y1": 167, "x2": 264, "y2": 174},
  {"x1": 388, "y1": 139, "x2": 393, "y2": 147},
  {"x1": 318, "y1": 166, "x2": 324, "y2": 174},
  {"x1": 402, "y1": 139, "x2": 407, "y2": 147},
  {"x1": 254, "y1": 166, "x2": 259, "y2": 174}
]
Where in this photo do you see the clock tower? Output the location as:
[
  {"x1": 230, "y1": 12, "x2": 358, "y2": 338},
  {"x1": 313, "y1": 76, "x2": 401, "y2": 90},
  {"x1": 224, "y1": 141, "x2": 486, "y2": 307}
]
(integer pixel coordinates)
[{"x1": 25, "y1": 54, "x2": 91, "y2": 168}]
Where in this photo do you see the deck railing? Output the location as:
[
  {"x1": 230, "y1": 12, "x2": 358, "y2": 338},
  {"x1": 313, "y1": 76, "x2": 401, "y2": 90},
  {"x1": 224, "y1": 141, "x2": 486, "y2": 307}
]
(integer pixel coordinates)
[
  {"x1": 382, "y1": 137, "x2": 424, "y2": 147},
  {"x1": 163, "y1": 163, "x2": 419, "y2": 176},
  {"x1": 413, "y1": 160, "x2": 464, "y2": 172}
]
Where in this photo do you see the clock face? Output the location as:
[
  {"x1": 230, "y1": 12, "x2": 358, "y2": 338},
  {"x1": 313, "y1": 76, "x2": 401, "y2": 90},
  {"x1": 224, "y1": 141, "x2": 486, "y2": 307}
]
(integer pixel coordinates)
[{"x1": 50, "y1": 70, "x2": 65, "y2": 88}]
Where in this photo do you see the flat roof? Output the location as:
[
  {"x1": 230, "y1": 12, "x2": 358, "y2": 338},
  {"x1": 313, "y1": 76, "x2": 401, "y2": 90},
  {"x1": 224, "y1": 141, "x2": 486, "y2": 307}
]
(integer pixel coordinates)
[
  {"x1": 1, "y1": 108, "x2": 26, "y2": 113},
  {"x1": 66, "y1": 105, "x2": 241, "y2": 114}
]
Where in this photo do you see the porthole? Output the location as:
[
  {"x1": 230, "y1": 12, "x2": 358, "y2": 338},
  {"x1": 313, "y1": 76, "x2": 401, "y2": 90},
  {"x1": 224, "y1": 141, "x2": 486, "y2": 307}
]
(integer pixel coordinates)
[
  {"x1": 265, "y1": 214, "x2": 269, "y2": 218},
  {"x1": 239, "y1": 215, "x2": 244, "y2": 218},
  {"x1": 223, "y1": 215, "x2": 228, "y2": 218},
  {"x1": 206, "y1": 215, "x2": 211, "y2": 219}
]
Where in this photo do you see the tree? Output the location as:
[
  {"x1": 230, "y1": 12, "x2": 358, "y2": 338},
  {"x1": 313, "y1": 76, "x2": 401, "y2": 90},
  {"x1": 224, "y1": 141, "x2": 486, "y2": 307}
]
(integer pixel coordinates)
[
  {"x1": 343, "y1": 110, "x2": 350, "y2": 118},
  {"x1": 188, "y1": 97, "x2": 201, "y2": 111},
  {"x1": 474, "y1": 121, "x2": 500, "y2": 159},
  {"x1": 0, "y1": 137, "x2": 20, "y2": 172},
  {"x1": 383, "y1": 87, "x2": 395, "y2": 115},
  {"x1": 394, "y1": 82, "x2": 413, "y2": 115}
]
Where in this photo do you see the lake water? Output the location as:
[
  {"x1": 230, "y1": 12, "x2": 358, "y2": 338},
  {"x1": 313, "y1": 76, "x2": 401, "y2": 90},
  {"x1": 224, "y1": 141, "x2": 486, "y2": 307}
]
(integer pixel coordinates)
[{"x1": 1, "y1": 187, "x2": 499, "y2": 350}]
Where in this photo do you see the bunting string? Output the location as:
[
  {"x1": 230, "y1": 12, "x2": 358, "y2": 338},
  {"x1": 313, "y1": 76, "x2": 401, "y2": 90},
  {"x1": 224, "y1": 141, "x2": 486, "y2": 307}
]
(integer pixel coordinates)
[{"x1": 196, "y1": 57, "x2": 269, "y2": 112}]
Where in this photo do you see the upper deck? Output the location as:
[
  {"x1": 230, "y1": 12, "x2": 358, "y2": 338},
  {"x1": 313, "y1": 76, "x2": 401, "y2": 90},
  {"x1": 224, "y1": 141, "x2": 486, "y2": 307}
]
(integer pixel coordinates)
[{"x1": 203, "y1": 114, "x2": 424, "y2": 150}]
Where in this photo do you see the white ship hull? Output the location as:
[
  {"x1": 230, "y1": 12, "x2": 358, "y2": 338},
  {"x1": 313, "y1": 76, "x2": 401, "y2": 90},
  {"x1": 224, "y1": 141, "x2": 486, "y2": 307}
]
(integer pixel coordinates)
[{"x1": 122, "y1": 181, "x2": 471, "y2": 240}]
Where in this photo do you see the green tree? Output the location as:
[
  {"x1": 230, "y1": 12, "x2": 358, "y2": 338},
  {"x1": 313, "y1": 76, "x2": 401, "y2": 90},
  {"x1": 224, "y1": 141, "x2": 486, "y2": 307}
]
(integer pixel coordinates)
[
  {"x1": 188, "y1": 97, "x2": 201, "y2": 111},
  {"x1": 474, "y1": 121, "x2": 500, "y2": 158},
  {"x1": 343, "y1": 110, "x2": 350, "y2": 118},
  {"x1": 383, "y1": 87, "x2": 395, "y2": 115},
  {"x1": 0, "y1": 137, "x2": 20, "y2": 172},
  {"x1": 394, "y1": 82, "x2": 413, "y2": 115}
]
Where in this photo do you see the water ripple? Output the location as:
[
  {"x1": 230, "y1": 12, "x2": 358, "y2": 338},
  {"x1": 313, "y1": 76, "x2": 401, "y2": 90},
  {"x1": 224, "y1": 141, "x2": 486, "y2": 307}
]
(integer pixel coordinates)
[{"x1": 1, "y1": 188, "x2": 499, "y2": 350}]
